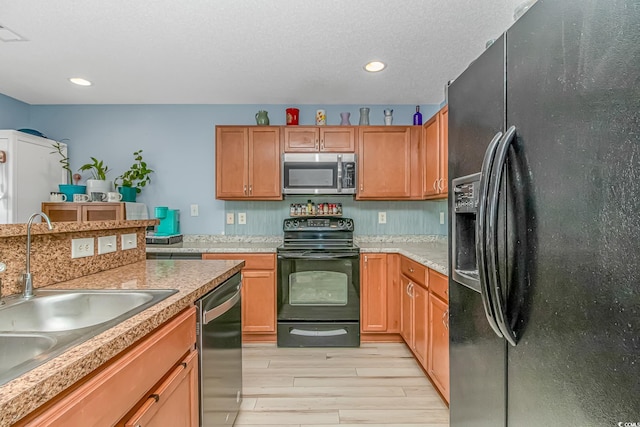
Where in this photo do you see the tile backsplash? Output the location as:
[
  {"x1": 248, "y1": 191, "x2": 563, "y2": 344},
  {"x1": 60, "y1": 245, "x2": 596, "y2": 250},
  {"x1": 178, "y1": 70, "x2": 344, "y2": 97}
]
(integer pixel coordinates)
[{"x1": 224, "y1": 197, "x2": 448, "y2": 236}]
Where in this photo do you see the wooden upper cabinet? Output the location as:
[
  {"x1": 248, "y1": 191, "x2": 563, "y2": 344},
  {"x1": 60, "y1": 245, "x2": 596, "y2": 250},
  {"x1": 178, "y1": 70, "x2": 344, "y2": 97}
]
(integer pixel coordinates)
[
  {"x1": 423, "y1": 105, "x2": 448, "y2": 199},
  {"x1": 248, "y1": 127, "x2": 281, "y2": 198},
  {"x1": 284, "y1": 126, "x2": 355, "y2": 152},
  {"x1": 356, "y1": 126, "x2": 421, "y2": 200},
  {"x1": 215, "y1": 126, "x2": 281, "y2": 200}
]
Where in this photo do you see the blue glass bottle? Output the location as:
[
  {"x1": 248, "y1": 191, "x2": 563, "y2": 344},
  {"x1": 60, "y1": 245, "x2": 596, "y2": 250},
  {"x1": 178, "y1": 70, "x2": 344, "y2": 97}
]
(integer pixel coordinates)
[{"x1": 413, "y1": 106, "x2": 423, "y2": 126}]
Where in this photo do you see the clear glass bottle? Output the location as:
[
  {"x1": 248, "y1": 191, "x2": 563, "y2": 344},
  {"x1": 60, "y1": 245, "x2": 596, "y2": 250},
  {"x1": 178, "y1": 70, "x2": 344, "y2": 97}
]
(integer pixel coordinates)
[{"x1": 413, "y1": 106, "x2": 423, "y2": 126}]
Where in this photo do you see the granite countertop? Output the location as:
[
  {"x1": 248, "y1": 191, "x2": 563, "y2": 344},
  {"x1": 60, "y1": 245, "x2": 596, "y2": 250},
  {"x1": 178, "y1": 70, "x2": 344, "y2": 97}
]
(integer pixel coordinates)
[
  {"x1": 146, "y1": 235, "x2": 449, "y2": 275},
  {"x1": 0, "y1": 259, "x2": 243, "y2": 427}
]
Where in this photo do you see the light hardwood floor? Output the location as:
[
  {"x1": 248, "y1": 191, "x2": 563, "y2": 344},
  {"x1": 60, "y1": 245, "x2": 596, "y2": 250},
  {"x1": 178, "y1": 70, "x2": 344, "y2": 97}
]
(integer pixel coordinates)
[{"x1": 237, "y1": 343, "x2": 449, "y2": 426}]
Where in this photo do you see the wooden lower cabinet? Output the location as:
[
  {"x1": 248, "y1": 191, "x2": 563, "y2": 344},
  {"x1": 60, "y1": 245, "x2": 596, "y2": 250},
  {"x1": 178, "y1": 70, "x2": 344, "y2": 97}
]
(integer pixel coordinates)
[
  {"x1": 360, "y1": 253, "x2": 402, "y2": 341},
  {"x1": 400, "y1": 274, "x2": 428, "y2": 367},
  {"x1": 17, "y1": 307, "x2": 197, "y2": 426},
  {"x1": 123, "y1": 350, "x2": 199, "y2": 427},
  {"x1": 42, "y1": 202, "x2": 125, "y2": 222},
  {"x1": 202, "y1": 253, "x2": 277, "y2": 342},
  {"x1": 428, "y1": 269, "x2": 450, "y2": 402}
]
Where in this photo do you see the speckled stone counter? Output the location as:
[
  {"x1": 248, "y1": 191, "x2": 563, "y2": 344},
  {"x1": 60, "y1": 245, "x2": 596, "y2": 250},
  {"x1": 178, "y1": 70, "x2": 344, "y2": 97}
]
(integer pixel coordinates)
[
  {"x1": 0, "y1": 259, "x2": 243, "y2": 427},
  {"x1": 146, "y1": 235, "x2": 449, "y2": 275}
]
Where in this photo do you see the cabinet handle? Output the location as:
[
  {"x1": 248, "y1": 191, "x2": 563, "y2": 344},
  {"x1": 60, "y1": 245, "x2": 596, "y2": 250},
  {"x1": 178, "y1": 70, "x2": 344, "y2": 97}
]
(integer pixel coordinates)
[
  {"x1": 249, "y1": 184, "x2": 252, "y2": 195},
  {"x1": 437, "y1": 178, "x2": 444, "y2": 191},
  {"x1": 433, "y1": 179, "x2": 438, "y2": 191},
  {"x1": 321, "y1": 139, "x2": 325, "y2": 150},
  {"x1": 409, "y1": 267, "x2": 414, "y2": 273},
  {"x1": 406, "y1": 283, "x2": 411, "y2": 297},
  {"x1": 364, "y1": 255, "x2": 368, "y2": 265},
  {"x1": 243, "y1": 185, "x2": 247, "y2": 195},
  {"x1": 315, "y1": 139, "x2": 319, "y2": 150},
  {"x1": 442, "y1": 309, "x2": 449, "y2": 330}
]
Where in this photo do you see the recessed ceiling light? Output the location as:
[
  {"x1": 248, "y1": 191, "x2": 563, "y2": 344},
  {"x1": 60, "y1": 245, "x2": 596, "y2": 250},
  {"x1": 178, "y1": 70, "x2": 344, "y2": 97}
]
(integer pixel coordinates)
[
  {"x1": 364, "y1": 61, "x2": 386, "y2": 73},
  {"x1": 69, "y1": 77, "x2": 92, "y2": 86}
]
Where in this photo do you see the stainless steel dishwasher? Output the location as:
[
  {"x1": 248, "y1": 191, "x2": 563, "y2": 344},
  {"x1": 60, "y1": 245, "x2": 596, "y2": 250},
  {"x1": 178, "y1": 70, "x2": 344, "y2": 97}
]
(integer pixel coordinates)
[{"x1": 196, "y1": 272, "x2": 242, "y2": 427}]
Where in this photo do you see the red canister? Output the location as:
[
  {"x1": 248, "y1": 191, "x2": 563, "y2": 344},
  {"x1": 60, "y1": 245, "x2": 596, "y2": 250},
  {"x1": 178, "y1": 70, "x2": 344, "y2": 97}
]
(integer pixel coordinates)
[{"x1": 286, "y1": 108, "x2": 299, "y2": 125}]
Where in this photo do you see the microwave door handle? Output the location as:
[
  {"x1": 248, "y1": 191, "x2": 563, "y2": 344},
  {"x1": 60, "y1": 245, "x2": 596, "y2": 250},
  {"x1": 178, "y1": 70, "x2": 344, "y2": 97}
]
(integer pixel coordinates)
[{"x1": 337, "y1": 155, "x2": 343, "y2": 193}]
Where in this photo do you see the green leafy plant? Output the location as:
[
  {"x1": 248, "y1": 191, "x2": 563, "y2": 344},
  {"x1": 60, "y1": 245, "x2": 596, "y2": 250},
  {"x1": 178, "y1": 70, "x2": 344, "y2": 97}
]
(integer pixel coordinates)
[
  {"x1": 78, "y1": 157, "x2": 110, "y2": 180},
  {"x1": 115, "y1": 150, "x2": 154, "y2": 193},
  {"x1": 50, "y1": 141, "x2": 72, "y2": 183}
]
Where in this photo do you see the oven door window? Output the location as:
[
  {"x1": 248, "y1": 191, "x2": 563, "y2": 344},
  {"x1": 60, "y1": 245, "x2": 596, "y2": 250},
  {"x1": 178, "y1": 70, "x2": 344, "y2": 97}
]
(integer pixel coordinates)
[{"x1": 289, "y1": 271, "x2": 347, "y2": 306}]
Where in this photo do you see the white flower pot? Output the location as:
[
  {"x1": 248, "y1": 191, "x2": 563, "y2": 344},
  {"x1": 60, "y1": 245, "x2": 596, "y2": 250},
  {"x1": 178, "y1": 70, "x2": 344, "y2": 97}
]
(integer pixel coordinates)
[{"x1": 85, "y1": 179, "x2": 114, "y2": 195}]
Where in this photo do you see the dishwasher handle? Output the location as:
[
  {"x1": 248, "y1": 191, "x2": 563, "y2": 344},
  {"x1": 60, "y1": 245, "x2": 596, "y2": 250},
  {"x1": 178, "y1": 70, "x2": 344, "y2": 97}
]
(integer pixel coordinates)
[{"x1": 202, "y1": 283, "x2": 242, "y2": 325}]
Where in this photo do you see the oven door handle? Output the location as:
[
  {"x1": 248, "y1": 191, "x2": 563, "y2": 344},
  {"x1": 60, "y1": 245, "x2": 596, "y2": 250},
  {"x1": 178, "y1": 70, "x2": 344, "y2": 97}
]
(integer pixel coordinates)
[{"x1": 277, "y1": 252, "x2": 358, "y2": 260}]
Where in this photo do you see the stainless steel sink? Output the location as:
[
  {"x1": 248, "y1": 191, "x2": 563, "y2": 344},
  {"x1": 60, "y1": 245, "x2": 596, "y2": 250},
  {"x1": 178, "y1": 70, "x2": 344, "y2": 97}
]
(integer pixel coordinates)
[
  {"x1": 0, "y1": 289, "x2": 177, "y2": 386},
  {"x1": 0, "y1": 333, "x2": 57, "y2": 373},
  {"x1": 0, "y1": 289, "x2": 175, "y2": 332}
]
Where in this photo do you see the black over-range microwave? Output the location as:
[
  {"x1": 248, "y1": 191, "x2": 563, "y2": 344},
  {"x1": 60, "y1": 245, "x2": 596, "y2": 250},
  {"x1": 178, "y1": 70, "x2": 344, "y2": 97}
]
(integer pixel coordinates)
[{"x1": 282, "y1": 153, "x2": 357, "y2": 195}]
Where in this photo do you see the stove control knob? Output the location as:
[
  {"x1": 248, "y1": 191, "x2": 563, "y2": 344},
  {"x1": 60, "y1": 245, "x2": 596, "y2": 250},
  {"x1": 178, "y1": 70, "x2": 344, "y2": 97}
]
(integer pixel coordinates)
[
  {"x1": 338, "y1": 219, "x2": 345, "y2": 228},
  {"x1": 284, "y1": 220, "x2": 292, "y2": 229},
  {"x1": 345, "y1": 219, "x2": 353, "y2": 230},
  {"x1": 293, "y1": 220, "x2": 299, "y2": 228}
]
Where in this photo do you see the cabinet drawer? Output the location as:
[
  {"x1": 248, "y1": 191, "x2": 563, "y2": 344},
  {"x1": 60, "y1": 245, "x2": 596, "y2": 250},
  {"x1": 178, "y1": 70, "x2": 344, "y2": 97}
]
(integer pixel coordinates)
[
  {"x1": 19, "y1": 308, "x2": 196, "y2": 426},
  {"x1": 429, "y1": 269, "x2": 449, "y2": 302},
  {"x1": 123, "y1": 350, "x2": 199, "y2": 427},
  {"x1": 400, "y1": 256, "x2": 426, "y2": 287},
  {"x1": 202, "y1": 253, "x2": 276, "y2": 270}
]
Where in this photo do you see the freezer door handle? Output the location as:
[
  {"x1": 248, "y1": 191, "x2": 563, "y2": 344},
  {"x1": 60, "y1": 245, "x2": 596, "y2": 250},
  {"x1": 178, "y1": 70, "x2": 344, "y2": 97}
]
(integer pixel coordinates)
[
  {"x1": 476, "y1": 131, "x2": 504, "y2": 338},
  {"x1": 486, "y1": 125, "x2": 518, "y2": 346}
]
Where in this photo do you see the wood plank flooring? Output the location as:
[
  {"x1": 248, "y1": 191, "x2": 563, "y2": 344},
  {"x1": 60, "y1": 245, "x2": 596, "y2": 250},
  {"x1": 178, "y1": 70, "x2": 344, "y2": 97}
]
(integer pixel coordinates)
[{"x1": 237, "y1": 343, "x2": 449, "y2": 426}]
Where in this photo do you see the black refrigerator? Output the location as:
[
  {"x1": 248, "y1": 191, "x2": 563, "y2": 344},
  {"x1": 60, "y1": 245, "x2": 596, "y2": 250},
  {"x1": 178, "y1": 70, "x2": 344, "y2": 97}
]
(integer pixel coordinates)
[{"x1": 448, "y1": 0, "x2": 640, "y2": 425}]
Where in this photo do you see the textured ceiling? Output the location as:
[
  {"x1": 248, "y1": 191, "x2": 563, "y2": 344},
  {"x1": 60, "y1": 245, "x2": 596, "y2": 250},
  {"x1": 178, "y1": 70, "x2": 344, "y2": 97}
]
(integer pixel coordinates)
[{"x1": 0, "y1": 0, "x2": 523, "y2": 105}]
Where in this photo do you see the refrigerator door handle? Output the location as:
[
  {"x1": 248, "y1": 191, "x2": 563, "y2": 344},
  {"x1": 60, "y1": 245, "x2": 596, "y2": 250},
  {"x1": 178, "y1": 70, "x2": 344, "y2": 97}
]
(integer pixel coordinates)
[
  {"x1": 476, "y1": 131, "x2": 504, "y2": 338},
  {"x1": 486, "y1": 125, "x2": 518, "y2": 346}
]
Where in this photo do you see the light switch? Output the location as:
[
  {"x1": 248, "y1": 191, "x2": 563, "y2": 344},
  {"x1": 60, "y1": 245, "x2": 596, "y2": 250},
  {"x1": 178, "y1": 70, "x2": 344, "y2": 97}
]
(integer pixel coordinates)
[
  {"x1": 121, "y1": 233, "x2": 137, "y2": 250},
  {"x1": 98, "y1": 235, "x2": 117, "y2": 254},
  {"x1": 378, "y1": 212, "x2": 387, "y2": 224},
  {"x1": 226, "y1": 213, "x2": 235, "y2": 224}
]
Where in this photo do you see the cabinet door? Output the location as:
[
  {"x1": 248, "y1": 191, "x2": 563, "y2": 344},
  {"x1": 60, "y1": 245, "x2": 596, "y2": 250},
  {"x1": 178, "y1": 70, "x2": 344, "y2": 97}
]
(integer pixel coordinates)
[
  {"x1": 386, "y1": 254, "x2": 401, "y2": 333},
  {"x1": 248, "y1": 127, "x2": 282, "y2": 199},
  {"x1": 400, "y1": 275, "x2": 413, "y2": 345},
  {"x1": 123, "y1": 350, "x2": 199, "y2": 427},
  {"x1": 428, "y1": 293, "x2": 450, "y2": 402},
  {"x1": 438, "y1": 106, "x2": 449, "y2": 195},
  {"x1": 360, "y1": 254, "x2": 388, "y2": 332},
  {"x1": 241, "y1": 270, "x2": 276, "y2": 333},
  {"x1": 357, "y1": 127, "x2": 415, "y2": 199},
  {"x1": 413, "y1": 284, "x2": 429, "y2": 368},
  {"x1": 320, "y1": 127, "x2": 355, "y2": 152},
  {"x1": 82, "y1": 203, "x2": 124, "y2": 221},
  {"x1": 216, "y1": 127, "x2": 249, "y2": 198},
  {"x1": 423, "y1": 114, "x2": 440, "y2": 197},
  {"x1": 41, "y1": 203, "x2": 81, "y2": 222},
  {"x1": 284, "y1": 127, "x2": 319, "y2": 152}
]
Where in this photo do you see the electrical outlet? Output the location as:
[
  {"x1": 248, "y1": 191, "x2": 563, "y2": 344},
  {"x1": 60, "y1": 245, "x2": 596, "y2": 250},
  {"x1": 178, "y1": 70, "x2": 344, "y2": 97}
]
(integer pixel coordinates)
[
  {"x1": 190, "y1": 204, "x2": 199, "y2": 216},
  {"x1": 440, "y1": 211, "x2": 445, "y2": 225},
  {"x1": 121, "y1": 233, "x2": 137, "y2": 250},
  {"x1": 238, "y1": 212, "x2": 246, "y2": 225},
  {"x1": 98, "y1": 235, "x2": 117, "y2": 255},
  {"x1": 226, "y1": 212, "x2": 235, "y2": 224},
  {"x1": 71, "y1": 237, "x2": 94, "y2": 258},
  {"x1": 378, "y1": 212, "x2": 387, "y2": 224}
]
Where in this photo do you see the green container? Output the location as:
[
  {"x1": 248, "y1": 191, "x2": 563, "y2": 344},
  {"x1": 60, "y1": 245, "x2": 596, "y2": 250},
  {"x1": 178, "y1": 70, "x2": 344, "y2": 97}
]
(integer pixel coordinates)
[{"x1": 118, "y1": 186, "x2": 137, "y2": 202}]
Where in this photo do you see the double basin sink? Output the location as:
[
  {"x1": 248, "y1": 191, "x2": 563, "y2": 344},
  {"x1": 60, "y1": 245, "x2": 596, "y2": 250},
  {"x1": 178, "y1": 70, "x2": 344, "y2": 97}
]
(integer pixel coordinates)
[{"x1": 0, "y1": 288, "x2": 177, "y2": 386}]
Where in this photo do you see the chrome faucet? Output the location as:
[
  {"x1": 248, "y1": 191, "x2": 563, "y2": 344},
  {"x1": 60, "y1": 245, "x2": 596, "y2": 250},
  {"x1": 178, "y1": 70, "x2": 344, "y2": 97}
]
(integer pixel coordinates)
[{"x1": 23, "y1": 212, "x2": 53, "y2": 299}]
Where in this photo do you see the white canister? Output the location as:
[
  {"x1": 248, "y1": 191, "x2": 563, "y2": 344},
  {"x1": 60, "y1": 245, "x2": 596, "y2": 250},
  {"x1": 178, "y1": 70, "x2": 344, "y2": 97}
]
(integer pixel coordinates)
[{"x1": 316, "y1": 109, "x2": 326, "y2": 125}]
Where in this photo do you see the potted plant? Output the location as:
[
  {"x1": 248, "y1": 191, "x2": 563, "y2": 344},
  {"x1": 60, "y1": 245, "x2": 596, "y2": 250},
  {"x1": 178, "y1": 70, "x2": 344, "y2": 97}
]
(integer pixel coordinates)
[
  {"x1": 50, "y1": 141, "x2": 86, "y2": 201},
  {"x1": 115, "y1": 150, "x2": 154, "y2": 202},
  {"x1": 79, "y1": 157, "x2": 113, "y2": 195}
]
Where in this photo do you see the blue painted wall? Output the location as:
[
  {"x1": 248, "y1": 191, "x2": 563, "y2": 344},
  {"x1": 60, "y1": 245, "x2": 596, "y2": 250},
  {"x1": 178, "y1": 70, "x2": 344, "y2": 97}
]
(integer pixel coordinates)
[
  {"x1": 1, "y1": 97, "x2": 447, "y2": 234},
  {"x1": 0, "y1": 93, "x2": 30, "y2": 129}
]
